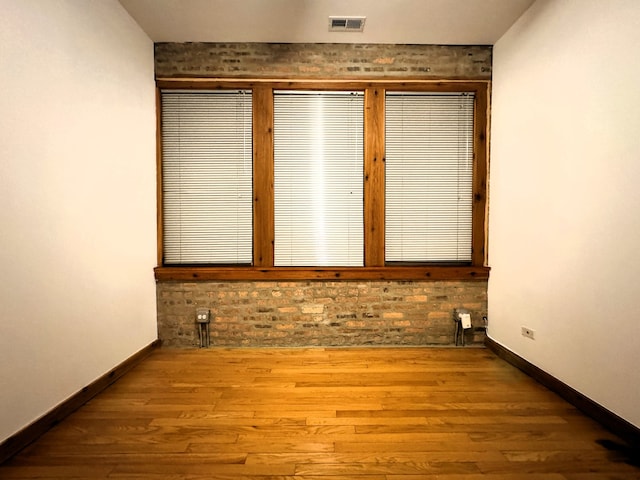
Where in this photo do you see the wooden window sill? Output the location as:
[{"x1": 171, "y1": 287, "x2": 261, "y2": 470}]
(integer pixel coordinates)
[{"x1": 154, "y1": 266, "x2": 490, "y2": 282}]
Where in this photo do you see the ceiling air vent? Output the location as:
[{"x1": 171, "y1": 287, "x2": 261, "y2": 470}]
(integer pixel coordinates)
[{"x1": 329, "y1": 16, "x2": 366, "y2": 32}]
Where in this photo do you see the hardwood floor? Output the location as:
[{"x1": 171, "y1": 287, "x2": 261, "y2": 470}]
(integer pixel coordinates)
[{"x1": 1, "y1": 347, "x2": 638, "y2": 479}]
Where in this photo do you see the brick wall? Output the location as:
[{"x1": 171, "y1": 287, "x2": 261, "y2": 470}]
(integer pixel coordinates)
[
  {"x1": 155, "y1": 43, "x2": 492, "y2": 80},
  {"x1": 155, "y1": 43, "x2": 491, "y2": 348},
  {"x1": 157, "y1": 280, "x2": 487, "y2": 347}
]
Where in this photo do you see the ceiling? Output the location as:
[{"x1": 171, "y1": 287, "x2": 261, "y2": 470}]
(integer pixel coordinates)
[{"x1": 118, "y1": 0, "x2": 535, "y2": 45}]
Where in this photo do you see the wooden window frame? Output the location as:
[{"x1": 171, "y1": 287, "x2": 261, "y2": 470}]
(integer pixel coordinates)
[{"x1": 154, "y1": 79, "x2": 489, "y2": 282}]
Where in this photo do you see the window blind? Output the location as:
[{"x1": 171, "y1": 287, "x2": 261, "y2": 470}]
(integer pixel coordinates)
[
  {"x1": 273, "y1": 91, "x2": 364, "y2": 267},
  {"x1": 385, "y1": 92, "x2": 474, "y2": 263},
  {"x1": 161, "y1": 90, "x2": 253, "y2": 264}
]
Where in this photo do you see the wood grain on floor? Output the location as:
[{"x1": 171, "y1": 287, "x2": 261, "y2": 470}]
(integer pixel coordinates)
[{"x1": 2, "y1": 347, "x2": 638, "y2": 479}]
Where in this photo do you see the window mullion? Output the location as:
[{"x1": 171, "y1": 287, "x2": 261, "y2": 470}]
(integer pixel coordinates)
[
  {"x1": 364, "y1": 87, "x2": 386, "y2": 267},
  {"x1": 253, "y1": 87, "x2": 274, "y2": 267}
]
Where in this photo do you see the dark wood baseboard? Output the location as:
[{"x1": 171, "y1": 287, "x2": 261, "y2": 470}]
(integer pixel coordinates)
[
  {"x1": 485, "y1": 336, "x2": 640, "y2": 445},
  {"x1": 0, "y1": 339, "x2": 160, "y2": 464}
]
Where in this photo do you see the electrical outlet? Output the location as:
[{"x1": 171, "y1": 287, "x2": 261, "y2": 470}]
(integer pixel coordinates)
[
  {"x1": 196, "y1": 308, "x2": 210, "y2": 323},
  {"x1": 521, "y1": 326, "x2": 535, "y2": 340}
]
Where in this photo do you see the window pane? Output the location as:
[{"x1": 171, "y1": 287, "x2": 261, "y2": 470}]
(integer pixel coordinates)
[
  {"x1": 385, "y1": 92, "x2": 474, "y2": 263},
  {"x1": 161, "y1": 90, "x2": 252, "y2": 264},
  {"x1": 274, "y1": 91, "x2": 364, "y2": 267}
]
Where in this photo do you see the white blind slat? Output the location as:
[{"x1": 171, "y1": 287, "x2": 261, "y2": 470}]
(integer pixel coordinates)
[
  {"x1": 385, "y1": 92, "x2": 474, "y2": 263},
  {"x1": 274, "y1": 91, "x2": 364, "y2": 267},
  {"x1": 161, "y1": 90, "x2": 253, "y2": 264}
]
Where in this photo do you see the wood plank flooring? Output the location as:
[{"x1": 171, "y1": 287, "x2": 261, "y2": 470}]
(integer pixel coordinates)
[{"x1": 1, "y1": 347, "x2": 638, "y2": 479}]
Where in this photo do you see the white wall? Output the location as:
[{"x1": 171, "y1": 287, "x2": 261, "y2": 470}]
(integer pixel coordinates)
[
  {"x1": 489, "y1": 0, "x2": 640, "y2": 427},
  {"x1": 0, "y1": 0, "x2": 157, "y2": 442}
]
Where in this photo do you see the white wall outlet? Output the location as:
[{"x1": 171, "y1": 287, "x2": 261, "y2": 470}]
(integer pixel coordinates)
[
  {"x1": 521, "y1": 326, "x2": 535, "y2": 340},
  {"x1": 196, "y1": 308, "x2": 210, "y2": 323}
]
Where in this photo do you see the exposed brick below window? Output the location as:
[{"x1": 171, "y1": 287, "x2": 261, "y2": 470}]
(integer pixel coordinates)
[{"x1": 157, "y1": 280, "x2": 487, "y2": 347}]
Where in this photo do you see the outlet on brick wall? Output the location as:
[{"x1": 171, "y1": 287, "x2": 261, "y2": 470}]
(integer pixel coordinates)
[{"x1": 157, "y1": 280, "x2": 488, "y2": 348}]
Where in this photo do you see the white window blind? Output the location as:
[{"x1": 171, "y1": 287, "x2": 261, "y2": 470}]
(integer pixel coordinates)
[
  {"x1": 273, "y1": 91, "x2": 364, "y2": 267},
  {"x1": 385, "y1": 92, "x2": 474, "y2": 263},
  {"x1": 161, "y1": 90, "x2": 253, "y2": 264}
]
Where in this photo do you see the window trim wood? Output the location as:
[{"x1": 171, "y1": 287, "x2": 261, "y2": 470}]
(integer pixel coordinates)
[
  {"x1": 252, "y1": 86, "x2": 274, "y2": 267},
  {"x1": 155, "y1": 79, "x2": 489, "y2": 281},
  {"x1": 154, "y1": 265, "x2": 489, "y2": 281}
]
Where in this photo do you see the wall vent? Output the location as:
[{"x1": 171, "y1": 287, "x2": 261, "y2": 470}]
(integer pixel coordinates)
[{"x1": 328, "y1": 16, "x2": 366, "y2": 32}]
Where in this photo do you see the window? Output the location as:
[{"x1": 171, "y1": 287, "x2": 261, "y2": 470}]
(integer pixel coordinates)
[
  {"x1": 273, "y1": 91, "x2": 364, "y2": 266},
  {"x1": 161, "y1": 90, "x2": 253, "y2": 264},
  {"x1": 385, "y1": 92, "x2": 475, "y2": 263},
  {"x1": 156, "y1": 81, "x2": 488, "y2": 281}
]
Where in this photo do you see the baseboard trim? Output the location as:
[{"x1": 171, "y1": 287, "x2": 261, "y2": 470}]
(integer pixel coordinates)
[
  {"x1": 485, "y1": 336, "x2": 640, "y2": 445},
  {"x1": 0, "y1": 339, "x2": 161, "y2": 464}
]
